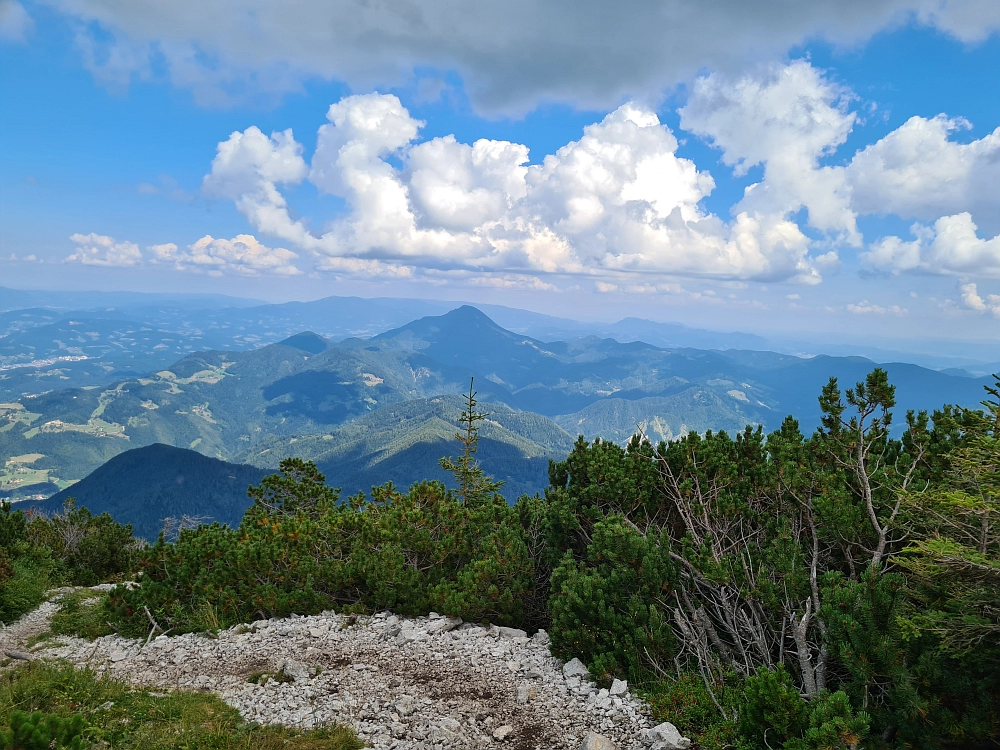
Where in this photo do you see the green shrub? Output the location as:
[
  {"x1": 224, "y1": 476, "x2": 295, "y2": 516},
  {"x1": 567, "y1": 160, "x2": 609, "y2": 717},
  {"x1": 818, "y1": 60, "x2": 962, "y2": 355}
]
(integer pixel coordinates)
[
  {"x1": 549, "y1": 515, "x2": 677, "y2": 681},
  {"x1": 643, "y1": 673, "x2": 739, "y2": 750},
  {"x1": 0, "y1": 559, "x2": 51, "y2": 625},
  {"x1": 739, "y1": 665, "x2": 810, "y2": 747},
  {"x1": 1, "y1": 710, "x2": 86, "y2": 750},
  {"x1": 27, "y1": 501, "x2": 139, "y2": 586}
]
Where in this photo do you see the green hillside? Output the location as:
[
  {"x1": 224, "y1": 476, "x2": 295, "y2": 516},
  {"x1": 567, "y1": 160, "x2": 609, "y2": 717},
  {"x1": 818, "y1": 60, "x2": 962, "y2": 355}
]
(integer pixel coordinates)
[
  {"x1": 31, "y1": 443, "x2": 267, "y2": 540},
  {"x1": 238, "y1": 395, "x2": 574, "y2": 499},
  {"x1": 0, "y1": 307, "x2": 991, "y2": 502}
]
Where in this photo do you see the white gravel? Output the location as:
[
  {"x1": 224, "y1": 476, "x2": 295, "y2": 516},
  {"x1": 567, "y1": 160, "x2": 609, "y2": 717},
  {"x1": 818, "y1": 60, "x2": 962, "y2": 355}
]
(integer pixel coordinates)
[{"x1": 5, "y1": 595, "x2": 692, "y2": 750}]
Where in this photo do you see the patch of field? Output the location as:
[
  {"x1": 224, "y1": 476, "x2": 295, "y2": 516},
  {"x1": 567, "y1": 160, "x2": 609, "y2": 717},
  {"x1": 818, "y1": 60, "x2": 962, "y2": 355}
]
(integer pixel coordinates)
[
  {"x1": 6, "y1": 453, "x2": 44, "y2": 464},
  {"x1": 0, "y1": 403, "x2": 42, "y2": 431},
  {"x1": 28, "y1": 417, "x2": 128, "y2": 440},
  {"x1": 0, "y1": 453, "x2": 58, "y2": 493},
  {"x1": 192, "y1": 403, "x2": 216, "y2": 423},
  {"x1": 156, "y1": 362, "x2": 235, "y2": 386}
]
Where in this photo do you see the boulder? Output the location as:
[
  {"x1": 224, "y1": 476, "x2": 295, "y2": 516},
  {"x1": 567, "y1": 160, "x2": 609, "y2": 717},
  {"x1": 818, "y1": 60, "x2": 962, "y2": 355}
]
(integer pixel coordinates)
[
  {"x1": 563, "y1": 657, "x2": 591, "y2": 680},
  {"x1": 579, "y1": 731, "x2": 618, "y2": 750},
  {"x1": 610, "y1": 678, "x2": 628, "y2": 696},
  {"x1": 531, "y1": 629, "x2": 551, "y2": 646},
  {"x1": 425, "y1": 617, "x2": 463, "y2": 635},
  {"x1": 643, "y1": 721, "x2": 691, "y2": 750},
  {"x1": 277, "y1": 658, "x2": 309, "y2": 682},
  {"x1": 493, "y1": 724, "x2": 515, "y2": 740},
  {"x1": 493, "y1": 626, "x2": 528, "y2": 639},
  {"x1": 394, "y1": 625, "x2": 423, "y2": 646}
]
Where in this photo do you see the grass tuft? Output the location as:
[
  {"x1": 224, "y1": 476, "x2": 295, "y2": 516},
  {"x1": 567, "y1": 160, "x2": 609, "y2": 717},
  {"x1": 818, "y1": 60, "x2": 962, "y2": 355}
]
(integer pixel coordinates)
[
  {"x1": 0, "y1": 661, "x2": 364, "y2": 750},
  {"x1": 48, "y1": 590, "x2": 114, "y2": 641}
]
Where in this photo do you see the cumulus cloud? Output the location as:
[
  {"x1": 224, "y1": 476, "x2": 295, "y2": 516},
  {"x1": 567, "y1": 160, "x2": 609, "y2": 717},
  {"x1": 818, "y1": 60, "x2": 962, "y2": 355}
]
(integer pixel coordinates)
[
  {"x1": 847, "y1": 115, "x2": 1000, "y2": 234},
  {"x1": 680, "y1": 61, "x2": 860, "y2": 244},
  {"x1": 865, "y1": 214, "x2": 1000, "y2": 277},
  {"x1": 314, "y1": 257, "x2": 413, "y2": 278},
  {"x1": 677, "y1": 62, "x2": 1000, "y2": 278},
  {"x1": 66, "y1": 233, "x2": 142, "y2": 266},
  {"x1": 205, "y1": 93, "x2": 828, "y2": 284},
  {"x1": 150, "y1": 234, "x2": 301, "y2": 275},
  {"x1": 468, "y1": 274, "x2": 557, "y2": 291},
  {"x1": 202, "y1": 128, "x2": 309, "y2": 244},
  {"x1": 44, "y1": 0, "x2": 1000, "y2": 113},
  {"x1": 960, "y1": 282, "x2": 1000, "y2": 316}
]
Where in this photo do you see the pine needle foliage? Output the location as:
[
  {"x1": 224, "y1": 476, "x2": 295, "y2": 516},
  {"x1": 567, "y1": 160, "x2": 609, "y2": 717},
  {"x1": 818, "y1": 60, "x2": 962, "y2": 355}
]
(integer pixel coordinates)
[{"x1": 439, "y1": 378, "x2": 505, "y2": 506}]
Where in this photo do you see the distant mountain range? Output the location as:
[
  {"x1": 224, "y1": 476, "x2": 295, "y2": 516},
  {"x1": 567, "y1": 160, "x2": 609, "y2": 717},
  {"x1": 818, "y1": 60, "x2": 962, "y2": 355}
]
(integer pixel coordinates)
[
  {"x1": 3, "y1": 289, "x2": 996, "y2": 402},
  {"x1": 1, "y1": 304, "x2": 993, "y2": 506}
]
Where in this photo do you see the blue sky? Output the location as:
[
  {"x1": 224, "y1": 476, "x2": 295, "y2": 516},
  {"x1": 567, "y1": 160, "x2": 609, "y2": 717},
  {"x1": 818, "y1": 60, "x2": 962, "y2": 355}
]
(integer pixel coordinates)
[{"x1": 1, "y1": 0, "x2": 999, "y2": 351}]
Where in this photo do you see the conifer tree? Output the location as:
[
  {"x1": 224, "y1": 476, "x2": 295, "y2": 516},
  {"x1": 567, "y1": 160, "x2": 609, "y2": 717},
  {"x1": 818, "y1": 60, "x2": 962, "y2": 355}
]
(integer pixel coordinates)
[{"x1": 440, "y1": 378, "x2": 504, "y2": 505}]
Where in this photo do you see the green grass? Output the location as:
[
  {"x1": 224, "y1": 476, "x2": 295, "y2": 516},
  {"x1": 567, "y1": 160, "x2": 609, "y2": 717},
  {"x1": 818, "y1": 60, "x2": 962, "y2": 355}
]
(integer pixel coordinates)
[
  {"x1": 48, "y1": 591, "x2": 114, "y2": 641},
  {"x1": 0, "y1": 662, "x2": 364, "y2": 750},
  {"x1": 0, "y1": 559, "x2": 51, "y2": 625}
]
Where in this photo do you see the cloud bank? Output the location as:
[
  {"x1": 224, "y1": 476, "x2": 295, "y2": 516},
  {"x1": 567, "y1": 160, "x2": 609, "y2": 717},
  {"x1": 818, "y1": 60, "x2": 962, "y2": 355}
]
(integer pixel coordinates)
[
  {"x1": 199, "y1": 60, "x2": 1000, "y2": 286},
  {"x1": 66, "y1": 233, "x2": 301, "y2": 275},
  {"x1": 40, "y1": 0, "x2": 1000, "y2": 112},
  {"x1": 203, "y1": 92, "x2": 827, "y2": 284}
]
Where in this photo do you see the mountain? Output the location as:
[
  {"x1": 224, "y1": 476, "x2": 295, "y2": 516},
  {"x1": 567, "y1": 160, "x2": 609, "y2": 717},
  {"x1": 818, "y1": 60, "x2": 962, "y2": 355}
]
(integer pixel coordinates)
[
  {"x1": 0, "y1": 306, "x2": 992, "y2": 503},
  {"x1": 31, "y1": 444, "x2": 268, "y2": 540},
  {"x1": 238, "y1": 395, "x2": 574, "y2": 500}
]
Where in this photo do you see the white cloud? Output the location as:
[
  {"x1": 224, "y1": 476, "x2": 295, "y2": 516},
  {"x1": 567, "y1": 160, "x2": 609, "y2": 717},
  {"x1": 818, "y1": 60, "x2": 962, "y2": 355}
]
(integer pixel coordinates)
[
  {"x1": 865, "y1": 213, "x2": 1000, "y2": 277},
  {"x1": 66, "y1": 233, "x2": 142, "y2": 267},
  {"x1": 0, "y1": 0, "x2": 33, "y2": 42},
  {"x1": 916, "y1": 0, "x2": 1000, "y2": 42},
  {"x1": 314, "y1": 256, "x2": 413, "y2": 278},
  {"x1": 202, "y1": 127, "x2": 309, "y2": 244},
  {"x1": 45, "y1": 0, "x2": 1000, "y2": 113},
  {"x1": 205, "y1": 93, "x2": 827, "y2": 284},
  {"x1": 847, "y1": 115, "x2": 1000, "y2": 234},
  {"x1": 960, "y1": 282, "x2": 1000, "y2": 316},
  {"x1": 847, "y1": 300, "x2": 908, "y2": 315},
  {"x1": 468, "y1": 274, "x2": 557, "y2": 291},
  {"x1": 150, "y1": 234, "x2": 301, "y2": 276},
  {"x1": 679, "y1": 61, "x2": 860, "y2": 244},
  {"x1": 677, "y1": 63, "x2": 1000, "y2": 278}
]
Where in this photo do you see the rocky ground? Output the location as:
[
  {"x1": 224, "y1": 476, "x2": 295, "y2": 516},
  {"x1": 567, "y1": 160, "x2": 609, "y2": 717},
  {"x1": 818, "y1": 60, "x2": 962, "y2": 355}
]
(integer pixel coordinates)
[{"x1": 1, "y1": 589, "x2": 691, "y2": 750}]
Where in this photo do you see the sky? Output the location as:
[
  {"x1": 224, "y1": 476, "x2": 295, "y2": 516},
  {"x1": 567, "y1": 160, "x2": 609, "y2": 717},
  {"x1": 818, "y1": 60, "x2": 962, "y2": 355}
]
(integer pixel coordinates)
[{"x1": 1, "y1": 0, "x2": 999, "y2": 350}]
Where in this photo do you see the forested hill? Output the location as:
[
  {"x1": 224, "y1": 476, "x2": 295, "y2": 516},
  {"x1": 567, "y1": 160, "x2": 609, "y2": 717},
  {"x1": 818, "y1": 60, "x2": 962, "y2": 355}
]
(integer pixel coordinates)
[
  {"x1": 1, "y1": 305, "x2": 991, "y2": 503},
  {"x1": 32, "y1": 444, "x2": 267, "y2": 540}
]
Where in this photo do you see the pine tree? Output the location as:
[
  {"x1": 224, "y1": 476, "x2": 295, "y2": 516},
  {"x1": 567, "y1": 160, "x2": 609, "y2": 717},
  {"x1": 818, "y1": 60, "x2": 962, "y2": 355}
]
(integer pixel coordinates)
[{"x1": 440, "y1": 378, "x2": 504, "y2": 506}]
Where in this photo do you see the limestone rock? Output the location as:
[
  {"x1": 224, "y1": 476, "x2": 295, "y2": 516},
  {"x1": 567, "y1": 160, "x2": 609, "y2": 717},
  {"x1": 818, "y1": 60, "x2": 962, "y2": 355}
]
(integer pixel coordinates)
[
  {"x1": 277, "y1": 658, "x2": 309, "y2": 682},
  {"x1": 425, "y1": 617, "x2": 462, "y2": 635},
  {"x1": 493, "y1": 626, "x2": 527, "y2": 639},
  {"x1": 12, "y1": 591, "x2": 657, "y2": 750},
  {"x1": 610, "y1": 678, "x2": 628, "y2": 696},
  {"x1": 643, "y1": 721, "x2": 691, "y2": 750},
  {"x1": 563, "y1": 657, "x2": 591, "y2": 680},
  {"x1": 580, "y1": 731, "x2": 618, "y2": 749},
  {"x1": 493, "y1": 724, "x2": 515, "y2": 740},
  {"x1": 531, "y1": 629, "x2": 551, "y2": 646}
]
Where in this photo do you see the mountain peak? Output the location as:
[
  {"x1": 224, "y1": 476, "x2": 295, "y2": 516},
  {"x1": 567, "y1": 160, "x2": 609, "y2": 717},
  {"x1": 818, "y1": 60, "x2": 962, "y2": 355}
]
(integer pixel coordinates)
[{"x1": 278, "y1": 331, "x2": 330, "y2": 354}]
